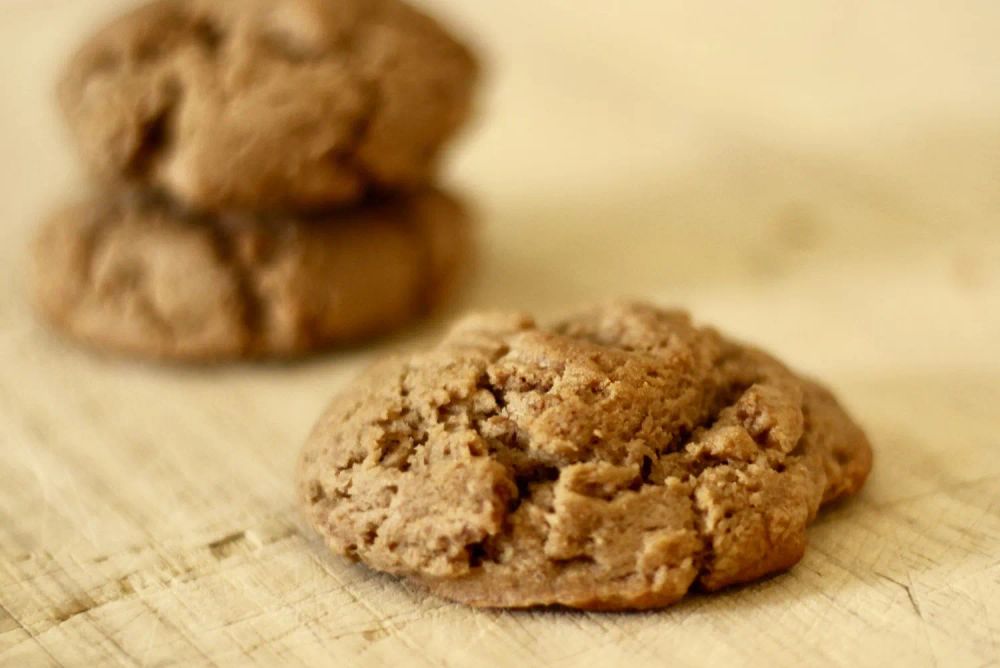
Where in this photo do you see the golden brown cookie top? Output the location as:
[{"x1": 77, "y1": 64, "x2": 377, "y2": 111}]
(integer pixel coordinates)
[
  {"x1": 59, "y1": 0, "x2": 479, "y2": 213},
  {"x1": 298, "y1": 302, "x2": 872, "y2": 609}
]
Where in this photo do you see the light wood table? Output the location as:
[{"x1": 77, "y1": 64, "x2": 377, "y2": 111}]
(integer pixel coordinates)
[{"x1": 2, "y1": 1, "x2": 999, "y2": 666}]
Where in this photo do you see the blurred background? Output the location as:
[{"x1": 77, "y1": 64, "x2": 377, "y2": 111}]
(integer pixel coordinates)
[{"x1": 3, "y1": 0, "x2": 998, "y2": 377}]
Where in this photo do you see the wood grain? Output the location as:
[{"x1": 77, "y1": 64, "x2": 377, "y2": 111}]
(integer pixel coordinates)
[{"x1": 2, "y1": 1, "x2": 999, "y2": 666}]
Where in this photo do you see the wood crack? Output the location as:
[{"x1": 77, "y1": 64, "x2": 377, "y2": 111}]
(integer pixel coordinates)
[{"x1": 875, "y1": 572, "x2": 924, "y2": 619}]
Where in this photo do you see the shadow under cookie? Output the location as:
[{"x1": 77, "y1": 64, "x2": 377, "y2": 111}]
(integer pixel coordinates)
[{"x1": 31, "y1": 189, "x2": 472, "y2": 361}]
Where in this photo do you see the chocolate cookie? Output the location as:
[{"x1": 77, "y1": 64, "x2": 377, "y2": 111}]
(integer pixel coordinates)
[
  {"x1": 58, "y1": 0, "x2": 478, "y2": 213},
  {"x1": 32, "y1": 190, "x2": 470, "y2": 361},
  {"x1": 298, "y1": 302, "x2": 872, "y2": 609}
]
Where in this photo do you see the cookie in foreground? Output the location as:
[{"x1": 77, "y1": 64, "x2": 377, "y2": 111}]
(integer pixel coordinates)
[
  {"x1": 298, "y1": 302, "x2": 872, "y2": 609},
  {"x1": 32, "y1": 189, "x2": 470, "y2": 361},
  {"x1": 58, "y1": 0, "x2": 479, "y2": 212}
]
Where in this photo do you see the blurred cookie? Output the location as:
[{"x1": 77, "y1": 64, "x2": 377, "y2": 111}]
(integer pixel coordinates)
[
  {"x1": 298, "y1": 302, "x2": 872, "y2": 609},
  {"x1": 32, "y1": 190, "x2": 470, "y2": 360},
  {"x1": 59, "y1": 0, "x2": 478, "y2": 212}
]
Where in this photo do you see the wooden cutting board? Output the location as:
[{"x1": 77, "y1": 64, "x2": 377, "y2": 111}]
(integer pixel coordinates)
[{"x1": 2, "y1": 1, "x2": 998, "y2": 665}]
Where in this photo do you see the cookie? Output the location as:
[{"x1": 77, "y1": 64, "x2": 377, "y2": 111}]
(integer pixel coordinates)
[
  {"x1": 298, "y1": 302, "x2": 872, "y2": 609},
  {"x1": 32, "y1": 189, "x2": 470, "y2": 361},
  {"x1": 58, "y1": 0, "x2": 478, "y2": 213}
]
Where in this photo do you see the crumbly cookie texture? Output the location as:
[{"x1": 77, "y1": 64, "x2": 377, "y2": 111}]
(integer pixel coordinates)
[
  {"x1": 298, "y1": 302, "x2": 872, "y2": 609},
  {"x1": 59, "y1": 0, "x2": 478, "y2": 213},
  {"x1": 32, "y1": 190, "x2": 470, "y2": 361}
]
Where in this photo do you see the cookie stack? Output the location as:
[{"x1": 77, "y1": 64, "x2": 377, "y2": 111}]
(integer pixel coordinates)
[{"x1": 33, "y1": 0, "x2": 479, "y2": 361}]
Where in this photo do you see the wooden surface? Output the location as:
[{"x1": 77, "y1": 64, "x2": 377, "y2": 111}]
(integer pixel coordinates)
[{"x1": 2, "y1": 1, "x2": 1000, "y2": 666}]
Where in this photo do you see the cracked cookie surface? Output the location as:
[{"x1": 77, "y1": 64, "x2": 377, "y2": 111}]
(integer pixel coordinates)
[
  {"x1": 298, "y1": 302, "x2": 872, "y2": 609},
  {"x1": 59, "y1": 0, "x2": 478, "y2": 213},
  {"x1": 32, "y1": 190, "x2": 470, "y2": 361}
]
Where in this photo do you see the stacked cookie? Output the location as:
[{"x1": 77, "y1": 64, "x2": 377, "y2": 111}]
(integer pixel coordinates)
[{"x1": 33, "y1": 0, "x2": 478, "y2": 360}]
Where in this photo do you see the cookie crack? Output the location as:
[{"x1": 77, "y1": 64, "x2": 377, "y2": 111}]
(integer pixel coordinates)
[
  {"x1": 371, "y1": 363, "x2": 425, "y2": 473},
  {"x1": 119, "y1": 280, "x2": 175, "y2": 341},
  {"x1": 788, "y1": 399, "x2": 811, "y2": 460},
  {"x1": 402, "y1": 211, "x2": 442, "y2": 318},
  {"x1": 190, "y1": 16, "x2": 225, "y2": 57},
  {"x1": 81, "y1": 202, "x2": 177, "y2": 342},
  {"x1": 124, "y1": 79, "x2": 181, "y2": 179},
  {"x1": 683, "y1": 380, "x2": 814, "y2": 587},
  {"x1": 326, "y1": 79, "x2": 381, "y2": 192},
  {"x1": 78, "y1": 204, "x2": 117, "y2": 297},
  {"x1": 480, "y1": 340, "x2": 761, "y2": 579},
  {"x1": 202, "y1": 218, "x2": 264, "y2": 356},
  {"x1": 688, "y1": 480, "x2": 715, "y2": 588},
  {"x1": 672, "y1": 382, "x2": 759, "y2": 584}
]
